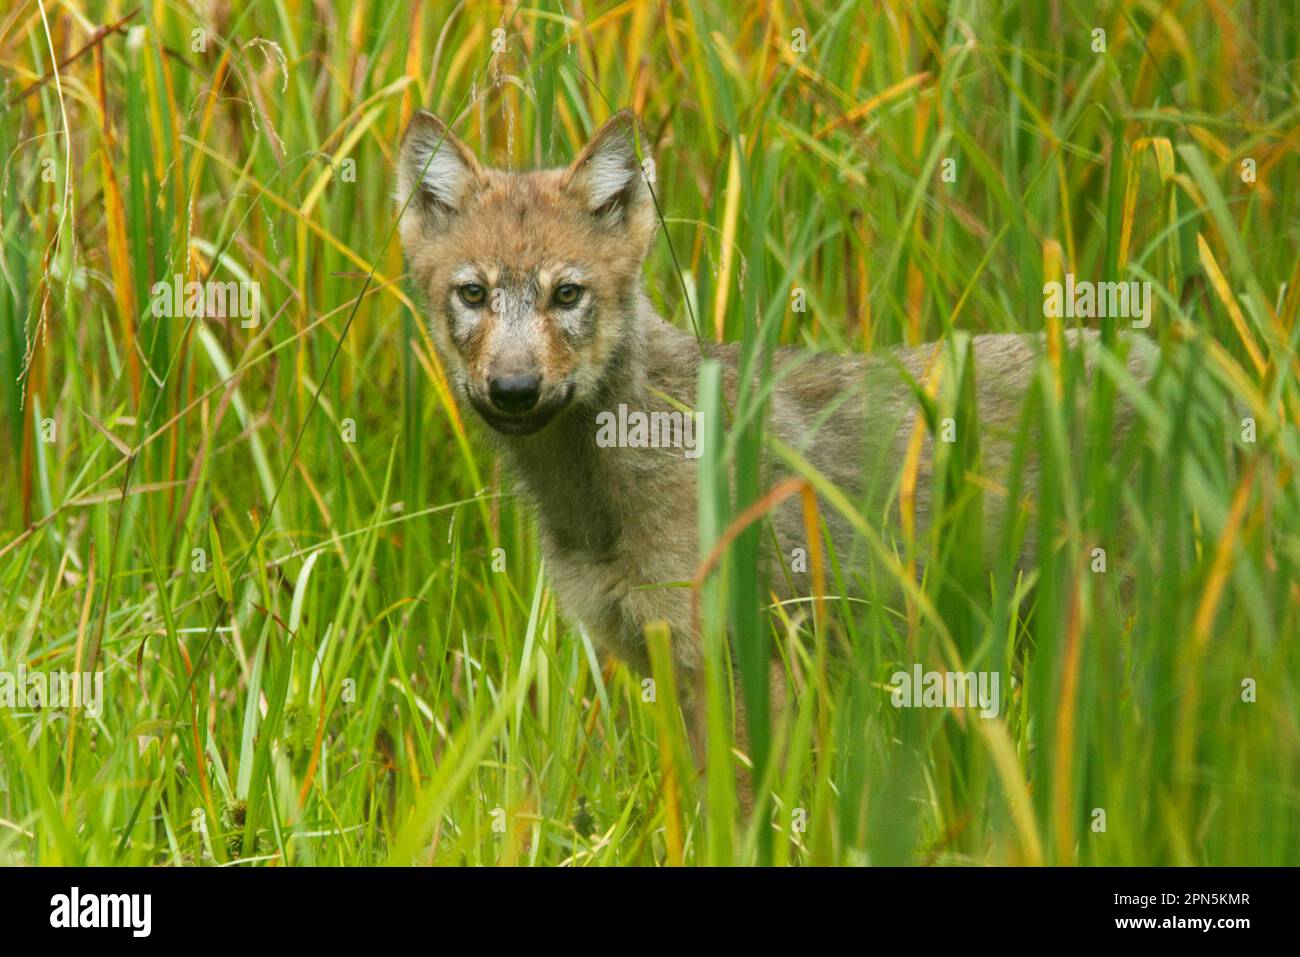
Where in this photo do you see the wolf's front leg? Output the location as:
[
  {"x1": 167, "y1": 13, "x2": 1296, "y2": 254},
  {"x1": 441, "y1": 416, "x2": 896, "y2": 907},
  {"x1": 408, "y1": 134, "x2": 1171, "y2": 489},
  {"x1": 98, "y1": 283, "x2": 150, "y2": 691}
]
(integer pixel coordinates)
[{"x1": 677, "y1": 656, "x2": 789, "y2": 818}]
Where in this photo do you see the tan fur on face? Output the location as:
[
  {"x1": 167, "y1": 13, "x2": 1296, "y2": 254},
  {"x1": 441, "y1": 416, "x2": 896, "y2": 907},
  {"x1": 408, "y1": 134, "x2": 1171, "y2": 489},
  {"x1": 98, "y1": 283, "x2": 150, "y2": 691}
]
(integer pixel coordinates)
[{"x1": 397, "y1": 111, "x2": 654, "y2": 411}]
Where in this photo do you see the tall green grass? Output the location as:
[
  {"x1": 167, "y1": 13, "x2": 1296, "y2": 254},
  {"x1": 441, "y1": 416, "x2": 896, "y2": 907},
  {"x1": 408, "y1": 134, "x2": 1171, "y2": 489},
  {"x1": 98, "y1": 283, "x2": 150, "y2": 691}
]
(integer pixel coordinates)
[{"x1": 0, "y1": 0, "x2": 1296, "y2": 865}]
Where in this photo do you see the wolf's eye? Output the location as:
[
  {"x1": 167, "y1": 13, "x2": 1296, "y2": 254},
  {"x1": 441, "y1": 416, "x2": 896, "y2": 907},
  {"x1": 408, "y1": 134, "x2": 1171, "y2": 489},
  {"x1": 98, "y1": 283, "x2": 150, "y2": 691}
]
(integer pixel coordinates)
[
  {"x1": 458, "y1": 283, "x2": 487, "y2": 307},
  {"x1": 553, "y1": 284, "x2": 584, "y2": 308}
]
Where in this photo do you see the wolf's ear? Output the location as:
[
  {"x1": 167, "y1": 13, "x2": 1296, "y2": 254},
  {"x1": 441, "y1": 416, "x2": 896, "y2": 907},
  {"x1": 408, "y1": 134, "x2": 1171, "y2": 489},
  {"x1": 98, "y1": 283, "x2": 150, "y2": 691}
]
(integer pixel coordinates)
[
  {"x1": 396, "y1": 110, "x2": 483, "y2": 239},
  {"x1": 565, "y1": 110, "x2": 654, "y2": 234}
]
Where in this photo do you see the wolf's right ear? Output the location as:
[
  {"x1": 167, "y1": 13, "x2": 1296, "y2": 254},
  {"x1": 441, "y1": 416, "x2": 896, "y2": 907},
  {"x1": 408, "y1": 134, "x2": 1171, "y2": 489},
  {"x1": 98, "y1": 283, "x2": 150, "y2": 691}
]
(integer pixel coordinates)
[{"x1": 395, "y1": 110, "x2": 483, "y2": 240}]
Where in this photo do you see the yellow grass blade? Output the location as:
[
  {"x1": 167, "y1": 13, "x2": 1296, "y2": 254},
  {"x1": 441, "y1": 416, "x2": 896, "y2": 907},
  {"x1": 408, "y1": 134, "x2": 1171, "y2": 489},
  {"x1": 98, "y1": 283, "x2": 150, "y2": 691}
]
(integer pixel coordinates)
[
  {"x1": 1197, "y1": 232, "x2": 1267, "y2": 376},
  {"x1": 712, "y1": 139, "x2": 742, "y2": 341}
]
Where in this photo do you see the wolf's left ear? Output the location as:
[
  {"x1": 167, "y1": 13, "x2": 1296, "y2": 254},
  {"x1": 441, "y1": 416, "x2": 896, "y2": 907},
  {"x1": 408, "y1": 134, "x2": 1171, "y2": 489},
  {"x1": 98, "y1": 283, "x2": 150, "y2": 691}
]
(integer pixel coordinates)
[
  {"x1": 565, "y1": 110, "x2": 654, "y2": 235},
  {"x1": 395, "y1": 110, "x2": 484, "y2": 241}
]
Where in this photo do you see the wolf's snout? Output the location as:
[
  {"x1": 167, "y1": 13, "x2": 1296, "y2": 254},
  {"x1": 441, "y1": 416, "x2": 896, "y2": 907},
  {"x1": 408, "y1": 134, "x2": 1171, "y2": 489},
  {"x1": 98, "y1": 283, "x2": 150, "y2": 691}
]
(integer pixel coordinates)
[{"x1": 488, "y1": 373, "x2": 542, "y2": 413}]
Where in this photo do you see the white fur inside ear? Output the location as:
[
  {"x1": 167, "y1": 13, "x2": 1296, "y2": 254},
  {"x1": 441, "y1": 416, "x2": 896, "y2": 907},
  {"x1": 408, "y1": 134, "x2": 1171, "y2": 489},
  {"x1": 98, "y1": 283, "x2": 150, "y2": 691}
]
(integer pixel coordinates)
[
  {"x1": 582, "y1": 143, "x2": 635, "y2": 210},
  {"x1": 414, "y1": 141, "x2": 468, "y2": 208}
]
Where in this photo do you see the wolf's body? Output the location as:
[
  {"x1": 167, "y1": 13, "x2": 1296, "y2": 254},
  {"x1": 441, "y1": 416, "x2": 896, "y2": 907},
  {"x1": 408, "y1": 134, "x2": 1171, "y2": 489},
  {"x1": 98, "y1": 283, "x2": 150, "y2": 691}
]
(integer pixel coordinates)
[
  {"x1": 396, "y1": 109, "x2": 1156, "y2": 752},
  {"x1": 496, "y1": 308, "x2": 1153, "y2": 675}
]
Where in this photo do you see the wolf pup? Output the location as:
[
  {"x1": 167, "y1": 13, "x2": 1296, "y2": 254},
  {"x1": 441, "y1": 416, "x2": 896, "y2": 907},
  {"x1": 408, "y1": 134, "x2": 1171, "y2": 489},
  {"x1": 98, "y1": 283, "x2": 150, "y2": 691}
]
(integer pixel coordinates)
[{"x1": 395, "y1": 109, "x2": 1156, "y2": 760}]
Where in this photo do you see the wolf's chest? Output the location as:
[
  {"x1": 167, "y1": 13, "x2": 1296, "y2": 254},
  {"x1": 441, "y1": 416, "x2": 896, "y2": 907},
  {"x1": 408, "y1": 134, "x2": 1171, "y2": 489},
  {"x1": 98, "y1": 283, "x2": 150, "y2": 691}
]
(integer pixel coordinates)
[{"x1": 539, "y1": 514, "x2": 699, "y2": 671}]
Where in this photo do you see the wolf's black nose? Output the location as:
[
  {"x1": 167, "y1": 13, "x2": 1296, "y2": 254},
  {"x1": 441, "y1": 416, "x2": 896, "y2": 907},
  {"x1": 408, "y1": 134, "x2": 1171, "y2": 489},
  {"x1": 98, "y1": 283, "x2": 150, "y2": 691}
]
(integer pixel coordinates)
[{"x1": 488, "y1": 373, "x2": 541, "y2": 413}]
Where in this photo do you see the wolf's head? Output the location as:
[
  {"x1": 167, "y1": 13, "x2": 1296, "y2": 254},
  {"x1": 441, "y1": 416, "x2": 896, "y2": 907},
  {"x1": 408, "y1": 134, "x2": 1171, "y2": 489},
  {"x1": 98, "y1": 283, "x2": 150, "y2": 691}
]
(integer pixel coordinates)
[{"x1": 395, "y1": 110, "x2": 655, "y2": 436}]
